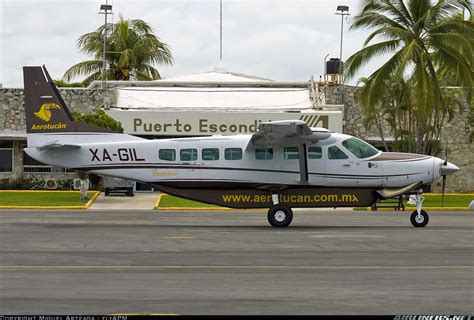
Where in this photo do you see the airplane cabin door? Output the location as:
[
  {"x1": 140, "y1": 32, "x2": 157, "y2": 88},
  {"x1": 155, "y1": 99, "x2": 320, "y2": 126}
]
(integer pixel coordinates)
[{"x1": 324, "y1": 145, "x2": 360, "y2": 186}]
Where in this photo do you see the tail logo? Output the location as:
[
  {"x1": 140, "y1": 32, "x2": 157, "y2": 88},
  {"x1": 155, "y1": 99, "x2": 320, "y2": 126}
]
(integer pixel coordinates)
[{"x1": 34, "y1": 103, "x2": 61, "y2": 122}]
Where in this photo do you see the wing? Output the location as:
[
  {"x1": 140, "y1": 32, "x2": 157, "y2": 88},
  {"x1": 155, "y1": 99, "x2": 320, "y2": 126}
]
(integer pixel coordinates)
[
  {"x1": 250, "y1": 120, "x2": 331, "y2": 148},
  {"x1": 249, "y1": 120, "x2": 331, "y2": 184}
]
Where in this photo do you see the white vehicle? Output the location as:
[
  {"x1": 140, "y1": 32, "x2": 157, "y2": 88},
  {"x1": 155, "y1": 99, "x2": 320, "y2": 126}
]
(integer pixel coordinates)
[{"x1": 23, "y1": 66, "x2": 459, "y2": 227}]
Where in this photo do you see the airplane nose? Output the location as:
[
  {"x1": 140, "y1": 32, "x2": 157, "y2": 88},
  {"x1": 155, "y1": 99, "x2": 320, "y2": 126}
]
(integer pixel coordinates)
[{"x1": 440, "y1": 161, "x2": 459, "y2": 176}]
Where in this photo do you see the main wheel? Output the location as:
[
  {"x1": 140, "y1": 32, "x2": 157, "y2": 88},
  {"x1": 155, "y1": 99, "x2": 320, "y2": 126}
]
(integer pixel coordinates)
[
  {"x1": 267, "y1": 205, "x2": 293, "y2": 227},
  {"x1": 410, "y1": 210, "x2": 429, "y2": 228}
]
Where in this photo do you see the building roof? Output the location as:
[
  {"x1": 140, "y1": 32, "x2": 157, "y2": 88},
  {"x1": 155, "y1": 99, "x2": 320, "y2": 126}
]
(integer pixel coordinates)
[
  {"x1": 158, "y1": 69, "x2": 274, "y2": 83},
  {"x1": 115, "y1": 68, "x2": 317, "y2": 112},
  {"x1": 0, "y1": 130, "x2": 27, "y2": 140}
]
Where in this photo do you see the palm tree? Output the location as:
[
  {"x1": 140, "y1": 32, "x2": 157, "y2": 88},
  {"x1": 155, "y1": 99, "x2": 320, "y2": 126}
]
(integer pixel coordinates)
[
  {"x1": 345, "y1": 0, "x2": 473, "y2": 154},
  {"x1": 64, "y1": 15, "x2": 172, "y2": 85}
]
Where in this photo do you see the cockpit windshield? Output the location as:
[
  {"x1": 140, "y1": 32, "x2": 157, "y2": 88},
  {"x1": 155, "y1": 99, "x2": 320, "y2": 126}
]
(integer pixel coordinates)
[{"x1": 342, "y1": 137, "x2": 380, "y2": 159}]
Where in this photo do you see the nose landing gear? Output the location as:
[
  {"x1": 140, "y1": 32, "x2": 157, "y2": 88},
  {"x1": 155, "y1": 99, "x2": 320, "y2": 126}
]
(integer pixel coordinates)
[{"x1": 410, "y1": 194, "x2": 429, "y2": 227}]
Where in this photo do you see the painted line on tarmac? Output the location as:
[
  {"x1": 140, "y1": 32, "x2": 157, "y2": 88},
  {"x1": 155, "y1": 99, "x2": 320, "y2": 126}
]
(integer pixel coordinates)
[
  {"x1": 163, "y1": 236, "x2": 194, "y2": 239},
  {"x1": 1, "y1": 265, "x2": 473, "y2": 270}
]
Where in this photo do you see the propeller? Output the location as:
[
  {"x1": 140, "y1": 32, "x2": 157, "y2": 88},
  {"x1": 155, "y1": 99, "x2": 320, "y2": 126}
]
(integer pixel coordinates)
[{"x1": 441, "y1": 146, "x2": 448, "y2": 207}]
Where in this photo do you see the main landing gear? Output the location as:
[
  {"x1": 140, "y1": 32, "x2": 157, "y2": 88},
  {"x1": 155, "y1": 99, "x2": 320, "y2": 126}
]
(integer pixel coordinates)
[
  {"x1": 267, "y1": 191, "x2": 293, "y2": 227},
  {"x1": 409, "y1": 194, "x2": 429, "y2": 227},
  {"x1": 268, "y1": 204, "x2": 293, "y2": 227}
]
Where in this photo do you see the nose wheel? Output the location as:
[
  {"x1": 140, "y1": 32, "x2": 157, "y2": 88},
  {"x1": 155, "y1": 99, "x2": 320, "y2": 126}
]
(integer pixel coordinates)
[
  {"x1": 268, "y1": 205, "x2": 293, "y2": 227},
  {"x1": 410, "y1": 210, "x2": 429, "y2": 227}
]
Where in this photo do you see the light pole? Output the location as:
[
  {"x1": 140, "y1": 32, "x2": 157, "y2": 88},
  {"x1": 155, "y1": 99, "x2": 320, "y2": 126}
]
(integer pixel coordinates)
[
  {"x1": 335, "y1": 5, "x2": 349, "y2": 83},
  {"x1": 99, "y1": 2, "x2": 113, "y2": 90},
  {"x1": 335, "y1": 5, "x2": 349, "y2": 104}
]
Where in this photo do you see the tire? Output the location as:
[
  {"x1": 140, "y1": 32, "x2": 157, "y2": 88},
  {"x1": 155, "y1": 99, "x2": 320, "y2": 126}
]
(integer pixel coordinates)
[
  {"x1": 126, "y1": 188, "x2": 134, "y2": 197},
  {"x1": 104, "y1": 188, "x2": 110, "y2": 196},
  {"x1": 410, "y1": 210, "x2": 429, "y2": 228},
  {"x1": 267, "y1": 205, "x2": 293, "y2": 228}
]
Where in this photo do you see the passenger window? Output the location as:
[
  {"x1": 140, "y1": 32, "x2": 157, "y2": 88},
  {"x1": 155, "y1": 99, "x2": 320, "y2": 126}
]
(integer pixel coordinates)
[
  {"x1": 225, "y1": 148, "x2": 242, "y2": 160},
  {"x1": 180, "y1": 149, "x2": 197, "y2": 161},
  {"x1": 328, "y1": 146, "x2": 349, "y2": 160},
  {"x1": 202, "y1": 148, "x2": 219, "y2": 161},
  {"x1": 159, "y1": 149, "x2": 176, "y2": 161},
  {"x1": 255, "y1": 148, "x2": 273, "y2": 160},
  {"x1": 308, "y1": 146, "x2": 322, "y2": 159},
  {"x1": 284, "y1": 147, "x2": 299, "y2": 160}
]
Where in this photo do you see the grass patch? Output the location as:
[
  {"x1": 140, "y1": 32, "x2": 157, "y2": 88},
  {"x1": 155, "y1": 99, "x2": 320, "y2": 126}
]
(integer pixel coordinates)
[
  {"x1": 157, "y1": 194, "x2": 224, "y2": 209},
  {"x1": 0, "y1": 191, "x2": 97, "y2": 207},
  {"x1": 355, "y1": 194, "x2": 473, "y2": 210},
  {"x1": 411, "y1": 194, "x2": 472, "y2": 207}
]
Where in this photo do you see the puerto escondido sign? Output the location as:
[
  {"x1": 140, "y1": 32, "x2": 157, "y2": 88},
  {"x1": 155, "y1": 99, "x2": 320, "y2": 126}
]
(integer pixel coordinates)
[{"x1": 106, "y1": 110, "x2": 343, "y2": 136}]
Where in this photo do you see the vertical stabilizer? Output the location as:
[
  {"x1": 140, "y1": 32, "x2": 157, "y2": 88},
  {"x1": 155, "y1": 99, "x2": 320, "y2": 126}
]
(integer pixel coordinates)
[{"x1": 23, "y1": 65, "x2": 110, "y2": 134}]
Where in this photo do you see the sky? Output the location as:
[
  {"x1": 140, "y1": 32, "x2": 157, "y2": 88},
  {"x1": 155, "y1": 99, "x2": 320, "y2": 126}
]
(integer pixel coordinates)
[{"x1": 0, "y1": 0, "x2": 385, "y2": 88}]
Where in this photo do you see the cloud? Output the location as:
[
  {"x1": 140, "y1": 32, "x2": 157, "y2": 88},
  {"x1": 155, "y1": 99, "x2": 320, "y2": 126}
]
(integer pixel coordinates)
[{"x1": 1, "y1": 0, "x2": 385, "y2": 87}]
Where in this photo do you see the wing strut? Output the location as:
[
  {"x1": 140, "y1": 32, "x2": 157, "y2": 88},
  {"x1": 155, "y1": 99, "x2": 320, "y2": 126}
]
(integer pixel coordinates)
[{"x1": 298, "y1": 143, "x2": 309, "y2": 183}]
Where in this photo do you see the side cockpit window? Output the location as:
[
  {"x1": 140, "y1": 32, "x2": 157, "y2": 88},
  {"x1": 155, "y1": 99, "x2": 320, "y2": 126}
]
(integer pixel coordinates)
[
  {"x1": 328, "y1": 146, "x2": 348, "y2": 160},
  {"x1": 342, "y1": 137, "x2": 379, "y2": 159}
]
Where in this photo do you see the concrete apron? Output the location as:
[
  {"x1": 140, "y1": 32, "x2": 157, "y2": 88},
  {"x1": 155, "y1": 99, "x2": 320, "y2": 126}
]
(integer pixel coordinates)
[{"x1": 88, "y1": 192, "x2": 159, "y2": 210}]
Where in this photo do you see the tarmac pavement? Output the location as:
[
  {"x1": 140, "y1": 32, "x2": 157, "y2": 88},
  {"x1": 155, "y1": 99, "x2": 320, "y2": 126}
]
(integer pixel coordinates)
[{"x1": 0, "y1": 209, "x2": 473, "y2": 315}]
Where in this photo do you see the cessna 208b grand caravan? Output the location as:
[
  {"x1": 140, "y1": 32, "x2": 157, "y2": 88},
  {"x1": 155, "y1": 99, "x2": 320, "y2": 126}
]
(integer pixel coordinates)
[{"x1": 23, "y1": 66, "x2": 459, "y2": 227}]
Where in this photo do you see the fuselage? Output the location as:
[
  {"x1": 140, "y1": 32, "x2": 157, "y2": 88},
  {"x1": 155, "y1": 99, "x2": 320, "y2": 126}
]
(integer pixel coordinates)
[{"x1": 25, "y1": 132, "x2": 445, "y2": 189}]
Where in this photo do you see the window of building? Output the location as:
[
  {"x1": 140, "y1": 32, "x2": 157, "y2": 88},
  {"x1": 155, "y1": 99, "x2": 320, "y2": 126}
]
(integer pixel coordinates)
[
  {"x1": 0, "y1": 141, "x2": 13, "y2": 172},
  {"x1": 342, "y1": 137, "x2": 379, "y2": 159},
  {"x1": 180, "y1": 149, "x2": 197, "y2": 161},
  {"x1": 225, "y1": 148, "x2": 242, "y2": 160},
  {"x1": 284, "y1": 147, "x2": 299, "y2": 160},
  {"x1": 159, "y1": 149, "x2": 176, "y2": 161},
  {"x1": 328, "y1": 146, "x2": 349, "y2": 159},
  {"x1": 255, "y1": 148, "x2": 273, "y2": 160},
  {"x1": 308, "y1": 146, "x2": 322, "y2": 159},
  {"x1": 202, "y1": 148, "x2": 219, "y2": 161}
]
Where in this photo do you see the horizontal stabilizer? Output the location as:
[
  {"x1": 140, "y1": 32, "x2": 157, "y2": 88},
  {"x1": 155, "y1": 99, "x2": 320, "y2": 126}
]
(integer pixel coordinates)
[
  {"x1": 36, "y1": 140, "x2": 82, "y2": 151},
  {"x1": 375, "y1": 181, "x2": 423, "y2": 199}
]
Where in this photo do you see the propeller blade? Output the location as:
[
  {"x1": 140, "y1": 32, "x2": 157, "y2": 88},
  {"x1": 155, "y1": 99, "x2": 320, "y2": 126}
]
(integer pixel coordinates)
[
  {"x1": 441, "y1": 175, "x2": 446, "y2": 207},
  {"x1": 443, "y1": 146, "x2": 448, "y2": 165}
]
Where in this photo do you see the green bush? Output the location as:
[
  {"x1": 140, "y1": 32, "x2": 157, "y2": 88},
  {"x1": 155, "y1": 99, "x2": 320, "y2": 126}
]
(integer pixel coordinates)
[
  {"x1": 0, "y1": 176, "x2": 44, "y2": 190},
  {"x1": 53, "y1": 79, "x2": 84, "y2": 87},
  {"x1": 57, "y1": 179, "x2": 74, "y2": 190},
  {"x1": 0, "y1": 176, "x2": 74, "y2": 190},
  {"x1": 71, "y1": 110, "x2": 124, "y2": 133}
]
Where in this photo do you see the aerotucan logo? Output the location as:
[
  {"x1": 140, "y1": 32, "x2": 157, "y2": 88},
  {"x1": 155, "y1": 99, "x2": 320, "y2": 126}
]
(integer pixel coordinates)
[{"x1": 34, "y1": 103, "x2": 61, "y2": 122}]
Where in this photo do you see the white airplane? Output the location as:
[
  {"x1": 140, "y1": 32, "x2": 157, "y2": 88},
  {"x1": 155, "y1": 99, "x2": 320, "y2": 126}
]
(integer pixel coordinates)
[{"x1": 23, "y1": 66, "x2": 459, "y2": 227}]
